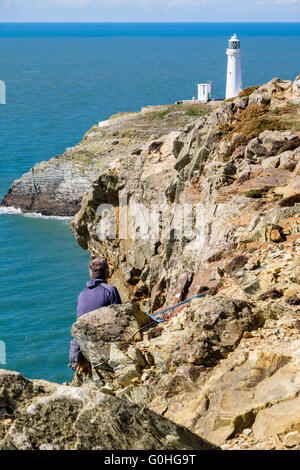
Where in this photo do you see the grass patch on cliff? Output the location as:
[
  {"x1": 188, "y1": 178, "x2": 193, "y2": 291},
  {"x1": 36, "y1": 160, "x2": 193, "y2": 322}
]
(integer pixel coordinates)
[
  {"x1": 241, "y1": 117, "x2": 285, "y2": 140},
  {"x1": 147, "y1": 107, "x2": 174, "y2": 121},
  {"x1": 277, "y1": 104, "x2": 300, "y2": 133},
  {"x1": 185, "y1": 107, "x2": 208, "y2": 117},
  {"x1": 147, "y1": 103, "x2": 210, "y2": 121},
  {"x1": 220, "y1": 104, "x2": 288, "y2": 142},
  {"x1": 244, "y1": 188, "x2": 268, "y2": 198},
  {"x1": 238, "y1": 85, "x2": 260, "y2": 98},
  {"x1": 157, "y1": 110, "x2": 170, "y2": 119}
]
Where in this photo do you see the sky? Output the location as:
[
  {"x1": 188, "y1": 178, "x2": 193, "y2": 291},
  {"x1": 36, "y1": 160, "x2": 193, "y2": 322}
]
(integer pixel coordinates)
[{"x1": 1, "y1": 0, "x2": 300, "y2": 22}]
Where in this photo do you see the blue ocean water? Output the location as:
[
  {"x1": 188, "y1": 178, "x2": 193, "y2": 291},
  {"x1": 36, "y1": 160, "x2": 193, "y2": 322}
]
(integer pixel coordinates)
[{"x1": 0, "y1": 22, "x2": 300, "y2": 383}]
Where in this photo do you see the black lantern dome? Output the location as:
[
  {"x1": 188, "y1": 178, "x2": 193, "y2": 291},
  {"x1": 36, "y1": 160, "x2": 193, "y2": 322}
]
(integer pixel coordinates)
[{"x1": 228, "y1": 34, "x2": 240, "y2": 50}]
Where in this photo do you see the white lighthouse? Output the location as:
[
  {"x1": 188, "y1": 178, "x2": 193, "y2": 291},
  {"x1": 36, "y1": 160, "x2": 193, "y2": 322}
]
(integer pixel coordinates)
[{"x1": 226, "y1": 34, "x2": 242, "y2": 99}]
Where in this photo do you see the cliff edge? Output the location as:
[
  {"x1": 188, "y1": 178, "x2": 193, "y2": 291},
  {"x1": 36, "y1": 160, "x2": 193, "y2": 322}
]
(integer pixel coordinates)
[{"x1": 1, "y1": 103, "x2": 209, "y2": 216}]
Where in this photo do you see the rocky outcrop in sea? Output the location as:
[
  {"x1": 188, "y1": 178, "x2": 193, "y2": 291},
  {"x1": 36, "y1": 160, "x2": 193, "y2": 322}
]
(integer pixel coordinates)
[{"x1": 1, "y1": 77, "x2": 300, "y2": 450}]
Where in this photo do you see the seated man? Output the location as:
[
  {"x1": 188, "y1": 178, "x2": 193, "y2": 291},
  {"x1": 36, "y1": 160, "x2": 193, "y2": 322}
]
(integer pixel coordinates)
[{"x1": 69, "y1": 258, "x2": 122, "y2": 371}]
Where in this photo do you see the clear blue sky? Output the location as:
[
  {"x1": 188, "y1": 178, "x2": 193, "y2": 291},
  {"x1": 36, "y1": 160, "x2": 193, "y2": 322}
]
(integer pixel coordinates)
[{"x1": 1, "y1": 0, "x2": 300, "y2": 22}]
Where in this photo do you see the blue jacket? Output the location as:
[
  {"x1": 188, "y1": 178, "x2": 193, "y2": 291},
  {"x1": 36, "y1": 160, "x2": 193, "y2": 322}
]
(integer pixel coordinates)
[{"x1": 69, "y1": 279, "x2": 122, "y2": 363}]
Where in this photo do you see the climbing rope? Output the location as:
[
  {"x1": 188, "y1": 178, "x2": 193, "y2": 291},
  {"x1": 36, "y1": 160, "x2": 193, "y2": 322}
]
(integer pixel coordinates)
[
  {"x1": 145, "y1": 264, "x2": 266, "y2": 325},
  {"x1": 145, "y1": 290, "x2": 209, "y2": 324}
]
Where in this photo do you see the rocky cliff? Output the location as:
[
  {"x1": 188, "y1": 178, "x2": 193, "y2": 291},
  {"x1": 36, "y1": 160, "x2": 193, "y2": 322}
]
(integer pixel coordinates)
[
  {"x1": 69, "y1": 77, "x2": 300, "y2": 450},
  {"x1": 1, "y1": 103, "x2": 209, "y2": 216},
  {"x1": 1, "y1": 77, "x2": 300, "y2": 450}
]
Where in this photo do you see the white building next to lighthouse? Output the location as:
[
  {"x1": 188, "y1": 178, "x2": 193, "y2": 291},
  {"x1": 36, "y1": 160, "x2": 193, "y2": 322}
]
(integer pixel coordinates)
[
  {"x1": 226, "y1": 34, "x2": 242, "y2": 99},
  {"x1": 197, "y1": 82, "x2": 212, "y2": 102}
]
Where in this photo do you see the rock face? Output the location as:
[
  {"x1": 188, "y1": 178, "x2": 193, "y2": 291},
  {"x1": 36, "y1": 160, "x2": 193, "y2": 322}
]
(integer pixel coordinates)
[
  {"x1": 2, "y1": 77, "x2": 300, "y2": 450},
  {"x1": 70, "y1": 276, "x2": 300, "y2": 449},
  {"x1": 0, "y1": 370, "x2": 218, "y2": 450},
  {"x1": 71, "y1": 297, "x2": 262, "y2": 395},
  {"x1": 68, "y1": 77, "x2": 300, "y2": 450},
  {"x1": 70, "y1": 77, "x2": 300, "y2": 306},
  {"x1": 1, "y1": 103, "x2": 209, "y2": 216}
]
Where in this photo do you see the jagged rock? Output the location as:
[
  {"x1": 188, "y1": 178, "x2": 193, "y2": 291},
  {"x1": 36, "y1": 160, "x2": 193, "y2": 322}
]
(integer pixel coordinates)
[
  {"x1": 67, "y1": 78, "x2": 300, "y2": 311},
  {"x1": 165, "y1": 295, "x2": 261, "y2": 369},
  {"x1": 245, "y1": 131, "x2": 298, "y2": 160},
  {"x1": 226, "y1": 255, "x2": 249, "y2": 274},
  {"x1": 286, "y1": 294, "x2": 300, "y2": 306},
  {"x1": 71, "y1": 304, "x2": 151, "y2": 382},
  {"x1": 234, "y1": 272, "x2": 261, "y2": 294},
  {"x1": 0, "y1": 370, "x2": 217, "y2": 450},
  {"x1": 253, "y1": 397, "x2": 300, "y2": 442},
  {"x1": 261, "y1": 155, "x2": 280, "y2": 169},
  {"x1": 278, "y1": 148, "x2": 300, "y2": 171},
  {"x1": 0, "y1": 370, "x2": 51, "y2": 424},
  {"x1": 283, "y1": 431, "x2": 300, "y2": 448},
  {"x1": 108, "y1": 343, "x2": 142, "y2": 388},
  {"x1": 257, "y1": 288, "x2": 283, "y2": 300},
  {"x1": 233, "y1": 97, "x2": 248, "y2": 112},
  {"x1": 248, "y1": 78, "x2": 292, "y2": 107},
  {"x1": 68, "y1": 79, "x2": 299, "y2": 450},
  {"x1": 223, "y1": 162, "x2": 237, "y2": 176},
  {"x1": 270, "y1": 227, "x2": 286, "y2": 243}
]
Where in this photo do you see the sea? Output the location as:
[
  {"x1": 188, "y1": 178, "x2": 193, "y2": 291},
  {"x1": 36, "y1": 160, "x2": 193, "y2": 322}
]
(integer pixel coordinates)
[{"x1": 0, "y1": 22, "x2": 300, "y2": 383}]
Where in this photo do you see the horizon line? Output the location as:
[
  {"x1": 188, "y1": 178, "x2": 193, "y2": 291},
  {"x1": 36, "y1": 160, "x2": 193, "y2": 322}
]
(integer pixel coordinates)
[{"x1": 1, "y1": 21, "x2": 300, "y2": 24}]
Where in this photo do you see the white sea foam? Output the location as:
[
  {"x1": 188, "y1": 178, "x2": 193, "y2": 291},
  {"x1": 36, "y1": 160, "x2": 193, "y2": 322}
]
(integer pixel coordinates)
[
  {"x1": 0, "y1": 206, "x2": 22, "y2": 215},
  {"x1": 0, "y1": 206, "x2": 71, "y2": 221}
]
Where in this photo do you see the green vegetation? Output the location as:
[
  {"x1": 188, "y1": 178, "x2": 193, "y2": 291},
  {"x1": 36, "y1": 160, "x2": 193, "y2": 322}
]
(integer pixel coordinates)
[
  {"x1": 147, "y1": 103, "x2": 210, "y2": 121},
  {"x1": 244, "y1": 188, "x2": 267, "y2": 198},
  {"x1": 185, "y1": 107, "x2": 207, "y2": 117},
  {"x1": 157, "y1": 110, "x2": 169, "y2": 119},
  {"x1": 272, "y1": 103, "x2": 299, "y2": 116},
  {"x1": 147, "y1": 108, "x2": 173, "y2": 121},
  {"x1": 121, "y1": 130, "x2": 134, "y2": 138},
  {"x1": 238, "y1": 85, "x2": 260, "y2": 98}
]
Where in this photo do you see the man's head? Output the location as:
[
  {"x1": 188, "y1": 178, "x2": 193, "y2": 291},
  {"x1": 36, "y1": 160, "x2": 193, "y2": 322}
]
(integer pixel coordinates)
[{"x1": 88, "y1": 258, "x2": 110, "y2": 281}]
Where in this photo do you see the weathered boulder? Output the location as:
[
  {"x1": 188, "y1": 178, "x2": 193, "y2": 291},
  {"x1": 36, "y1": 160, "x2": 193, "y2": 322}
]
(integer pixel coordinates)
[
  {"x1": 248, "y1": 78, "x2": 292, "y2": 107},
  {"x1": 71, "y1": 303, "x2": 152, "y2": 389},
  {"x1": 0, "y1": 370, "x2": 218, "y2": 450},
  {"x1": 245, "y1": 131, "x2": 300, "y2": 160},
  {"x1": 163, "y1": 295, "x2": 261, "y2": 369},
  {"x1": 253, "y1": 397, "x2": 300, "y2": 442}
]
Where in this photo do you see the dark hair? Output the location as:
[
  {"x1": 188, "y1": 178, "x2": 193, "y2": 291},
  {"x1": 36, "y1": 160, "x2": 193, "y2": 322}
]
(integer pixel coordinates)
[{"x1": 88, "y1": 258, "x2": 109, "y2": 280}]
